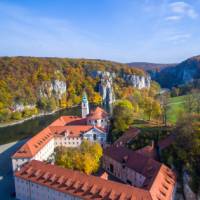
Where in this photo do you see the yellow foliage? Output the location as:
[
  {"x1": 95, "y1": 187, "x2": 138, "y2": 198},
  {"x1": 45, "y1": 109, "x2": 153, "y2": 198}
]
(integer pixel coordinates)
[{"x1": 55, "y1": 140, "x2": 103, "y2": 175}]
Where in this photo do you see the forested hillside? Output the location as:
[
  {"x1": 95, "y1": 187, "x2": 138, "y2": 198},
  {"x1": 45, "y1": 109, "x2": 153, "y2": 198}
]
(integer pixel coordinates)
[
  {"x1": 0, "y1": 56, "x2": 146, "y2": 122},
  {"x1": 148, "y1": 55, "x2": 200, "y2": 88}
]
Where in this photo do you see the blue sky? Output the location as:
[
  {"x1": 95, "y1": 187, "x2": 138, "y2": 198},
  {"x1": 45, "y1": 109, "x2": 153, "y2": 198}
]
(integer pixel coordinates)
[{"x1": 0, "y1": 0, "x2": 200, "y2": 63}]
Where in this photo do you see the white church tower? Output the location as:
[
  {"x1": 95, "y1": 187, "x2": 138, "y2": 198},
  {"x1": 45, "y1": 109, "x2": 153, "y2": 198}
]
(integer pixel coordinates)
[{"x1": 82, "y1": 92, "x2": 89, "y2": 118}]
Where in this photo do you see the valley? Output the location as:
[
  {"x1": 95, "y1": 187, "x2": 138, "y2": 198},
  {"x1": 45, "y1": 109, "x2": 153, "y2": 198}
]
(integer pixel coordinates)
[
  {"x1": 0, "y1": 55, "x2": 199, "y2": 199},
  {"x1": 128, "y1": 55, "x2": 200, "y2": 89}
]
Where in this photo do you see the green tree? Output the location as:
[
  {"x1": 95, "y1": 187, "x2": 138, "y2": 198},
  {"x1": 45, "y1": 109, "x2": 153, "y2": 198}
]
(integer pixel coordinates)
[
  {"x1": 111, "y1": 100, "x2": 134, "y2": 141},
  {"x1": 46, "y1": 97, "x2": 57, "y2": 111},
  {"x1": 11, "y1": 111, "x2": 22, "y2": 120},
  {"x1": 0, "y1": 109, "x2": 11, "y2": 122},
  {"x1": 143, "y1": 97, "x2": 161, "y2": 121},
  {"x1": 173, "y1": 114, "x2": 200, "y2": 193}
]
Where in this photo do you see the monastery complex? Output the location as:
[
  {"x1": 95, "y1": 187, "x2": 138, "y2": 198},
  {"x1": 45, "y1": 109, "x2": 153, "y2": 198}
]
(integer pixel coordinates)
[{"x1": 12, "y1": 93, "x2": 176, "y2": 200}]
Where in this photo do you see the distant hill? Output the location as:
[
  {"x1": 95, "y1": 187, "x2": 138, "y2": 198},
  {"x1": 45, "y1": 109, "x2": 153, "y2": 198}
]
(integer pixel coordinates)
[
  {"x1": 127, "y1": 62, "x2": 176, "y2": 71},
  {"x1": 146, "y1": 55, "x2": 200, "y2": 88}
]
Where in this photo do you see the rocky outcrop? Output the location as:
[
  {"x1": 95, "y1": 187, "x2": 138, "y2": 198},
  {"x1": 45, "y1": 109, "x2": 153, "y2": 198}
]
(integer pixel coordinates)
[
  {"x1": 89, "y1": 70, "x2": 116, "y2": 79},
  {"x1": 89, "y1": 70, "x2": 151, "y2": 104},
  {"x1": 12, "y1": 104, "x2": 36, "y2": 112},
  {"x1": 98, "y1": 72, "x2": 115, "y2": 105},
  {"x1": 123, "y1": 74, "x2": 151, "y2": 89},
  {"x1": 38, "y1": 80, "x2": 66, "y2": 99},
  {"x1": 90, "y1": 71, "x2": 115, "y2": 105}
]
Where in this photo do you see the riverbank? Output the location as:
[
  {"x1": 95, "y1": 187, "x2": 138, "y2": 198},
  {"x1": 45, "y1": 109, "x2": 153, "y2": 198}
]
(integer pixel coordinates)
[
  {"x1": 0, "y1": 109, "x2": 63, "y2": 128},
  {"x1": 0, "y1": 106, "x2": 81, "y2": 145}
]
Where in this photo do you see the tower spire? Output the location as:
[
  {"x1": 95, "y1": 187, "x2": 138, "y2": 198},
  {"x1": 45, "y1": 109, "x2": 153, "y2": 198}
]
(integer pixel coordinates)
[{"x1": 81, "y1": 91, "x2": 89, "y2": 118}]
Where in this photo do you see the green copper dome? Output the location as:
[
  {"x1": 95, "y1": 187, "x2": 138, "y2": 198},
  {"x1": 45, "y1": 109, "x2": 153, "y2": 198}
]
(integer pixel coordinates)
[{"x1": 82, "y1": 92, "x2": 88, "y2": 103}]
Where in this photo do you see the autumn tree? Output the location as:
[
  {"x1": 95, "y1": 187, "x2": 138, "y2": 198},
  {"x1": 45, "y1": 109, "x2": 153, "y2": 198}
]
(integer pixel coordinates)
[
  {"x1": 143, "y1": 97, "x2": 161, "y2": 121},
  {"x1": 184, "y1": 94, "x2": 196, "y2": 113},
  {"x1": 159, "y1": 93, "x2": 170, "y2": 126},
  {"x1": 173, "y1": 114, "x2": 200, "y2": 193},
  {"x1": 191, "y1": 90, "x2": 200, "y2": 114},
  {"x1": 55, "y1": 140, "x2": 102, "y2": 175},
  {"x1": 171, "y1": 87, "x2": 180, "y2": 97}
]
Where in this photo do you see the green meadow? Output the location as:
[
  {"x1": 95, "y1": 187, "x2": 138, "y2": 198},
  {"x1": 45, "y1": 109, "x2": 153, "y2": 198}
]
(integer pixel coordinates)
[{"x1": 167, "y1": 95, "x2": 186, "y2": 124}]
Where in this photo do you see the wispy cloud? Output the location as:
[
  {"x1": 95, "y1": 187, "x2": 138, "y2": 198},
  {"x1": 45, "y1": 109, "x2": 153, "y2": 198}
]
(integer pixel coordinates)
[
  {"x1": 167, "y1": 33, "x2": 191, "y2": 42},
  {"x1": 0, "y1": 2, "x2": 119, "y2": 59},
  {"x1": 165, "y1": 1, "x2": 198, "y2": 21},
  {"x1": 165, "y1": 15, "x2": 182, "y2": 21}
]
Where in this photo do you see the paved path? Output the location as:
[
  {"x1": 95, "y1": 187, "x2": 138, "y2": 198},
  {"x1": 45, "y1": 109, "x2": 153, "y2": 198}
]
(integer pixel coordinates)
[{"x1": 0, "y1": 140, "x2": 27, "y2": 199}]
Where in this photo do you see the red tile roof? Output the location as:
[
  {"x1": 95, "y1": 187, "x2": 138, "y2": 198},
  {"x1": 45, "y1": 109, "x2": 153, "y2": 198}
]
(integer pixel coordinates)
[
  {"x1": 12, "y1": 127, "x2": 54, "y2": 158},
  {"x1": 87, "y1": 107, "x2": 108, "y2": 120},
  {"x1": 15, "y1": 160, "x2": 152, "y2": 200},
  {"x1": 12, "y1": 115, "x2": 107, "y2": 159},
  {"x1": 135, "y1": 145, "x2": 157, "y2": 159},
  {"x1": 149, "y1": 165, "x2": 176, "y2": 200},
  {"x1": 49, "y1": 125, "x2": 94, "y2": 137},
  {"x1": 104, "y1": 146, "x2": 161, "y2": 180},
  {"x1": 103, "y1": 146, "x2": 176, "y2": 200},
  {"x1": 114, "y1": 127, "x2": 140, "y2": 147},
  {"x1": 50, "y1": 116, "x2": 87, "y2": 126}
]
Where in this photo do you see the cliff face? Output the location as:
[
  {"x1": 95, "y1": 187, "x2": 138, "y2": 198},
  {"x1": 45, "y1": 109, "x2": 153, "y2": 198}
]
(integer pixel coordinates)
[
  {"x1": 123, "y1": 74, "x2": 151, "y2": 89},
  {"x1": 90, "y1": 70, "x2": 151, "y2": 105},
  {"x1": 98, "y1": 72, "x2": 115, "y2": 105},
  {"x1": 0, "y1": 56, "x2": 150, "y2": 115},
  {"x1": 38, "y1": 80, "x2": 66, "y2": 100},
  {"x1": 89, "y1": 71, "x2": 115, "y2": 105},
  {"x1": 147, "y1": 56, "x2": 200, "y2": 88}
]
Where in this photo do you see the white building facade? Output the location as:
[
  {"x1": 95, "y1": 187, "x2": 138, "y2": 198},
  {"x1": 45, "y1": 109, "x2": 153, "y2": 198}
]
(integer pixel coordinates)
[{"x1": 14, "y1": 176, "x2": 81, "y2": 200}]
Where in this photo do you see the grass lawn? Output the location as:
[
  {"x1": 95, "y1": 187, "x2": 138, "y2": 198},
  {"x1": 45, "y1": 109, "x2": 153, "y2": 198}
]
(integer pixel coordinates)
[{"x1": 167, "y1": 95, "x2": 186, "y2": 124}]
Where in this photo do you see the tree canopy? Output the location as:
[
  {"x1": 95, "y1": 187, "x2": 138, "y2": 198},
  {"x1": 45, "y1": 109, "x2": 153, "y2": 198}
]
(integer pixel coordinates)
[
  {"x1": 55, "y1": 140, "x2": 103, "y2": 175},
  {"x1": 110, "y1": 100, "x2": 134, "y2": 141},
  {"x1": 0, "y1": 56, "x2": 145, "y2": 122},
  {"x1": 173, "y1": 114, "x2": 200, "y2": 193}
]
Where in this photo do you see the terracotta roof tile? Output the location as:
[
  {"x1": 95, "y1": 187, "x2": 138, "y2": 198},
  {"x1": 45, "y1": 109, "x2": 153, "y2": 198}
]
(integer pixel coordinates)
[
  {"x1": 87, "y1": 107, "x2": 108, "y2": 120},
  {"x1": 135, "y1": 145, "x2": 157, "y2": 159},
  {"x1": 15, "y1": 160, "x2": 152, "y2": 200},
  {"x1": 114, "y1": 127, "x2": 140, "y2": 146},
  {"x1": 49, "y1": 125, "x2": 94, "y2": 137},
  {"x1": 50, "y1": 116, "x2": 87, "y2": 126},
  {"x1": 104, "y1": 146, "x2": 176, "y2": 200},
  {"x1": 12, "y1": 114, "x2": 107, "y2": 159},
  {"x1": 12, "y1": 127, "x2": 54, "y2": 158},
  {"x1": 104, "y1": 146, "x2": 161, "y2": 179}
]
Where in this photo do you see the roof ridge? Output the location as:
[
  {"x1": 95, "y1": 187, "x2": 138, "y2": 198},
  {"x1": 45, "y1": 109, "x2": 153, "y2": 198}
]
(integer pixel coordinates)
[{"x1": 15, "y1": 160, "x2": 152, "y2": 199}]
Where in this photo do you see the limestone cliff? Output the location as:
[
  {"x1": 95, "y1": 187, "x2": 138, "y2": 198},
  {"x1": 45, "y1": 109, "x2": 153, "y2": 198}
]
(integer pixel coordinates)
[
  {"x1": 38, "y1": 80, "x2": 66, "y2": 100},
  {"x1": 89, "y1": 70, "x2": 151, "y2": 105},
  {"x1": 98, "y1": 72, "x2": 115, "y2": 105},
  {"x1": 123, "y1": 74, "x2": 151, "y2": 89}
]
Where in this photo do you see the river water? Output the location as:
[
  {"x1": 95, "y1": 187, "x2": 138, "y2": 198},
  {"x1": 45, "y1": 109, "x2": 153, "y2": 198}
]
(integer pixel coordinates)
[{"x1": 0, "y1": 106, "x2": 81, "y2": 145}]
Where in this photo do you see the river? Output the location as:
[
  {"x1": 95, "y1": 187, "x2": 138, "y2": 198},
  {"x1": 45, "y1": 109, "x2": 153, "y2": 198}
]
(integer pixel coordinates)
[{"x1": 0, "y1": 106, "x2": 81, "y2": 145}]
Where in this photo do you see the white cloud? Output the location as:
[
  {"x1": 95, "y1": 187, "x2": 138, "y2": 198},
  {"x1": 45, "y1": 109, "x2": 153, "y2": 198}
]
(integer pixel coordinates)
[
  {"x1": 167, "y1": 33, "x2": 191, "y2": 41},
  {"x1": 168, "y1": 1, "x2": 198, "y2": 19},
  {"x1": 165, "y1": 15, "x2": 182, "y2": 21}
]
